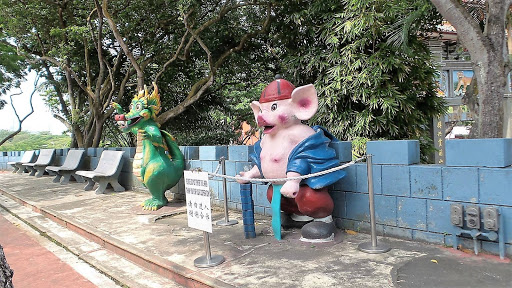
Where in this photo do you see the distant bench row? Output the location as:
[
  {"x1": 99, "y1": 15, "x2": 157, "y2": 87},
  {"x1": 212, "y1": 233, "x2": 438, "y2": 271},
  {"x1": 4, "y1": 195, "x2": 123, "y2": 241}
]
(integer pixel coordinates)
[{"x1": 8, "y1": 149, "x2": 126, "y2": 194}]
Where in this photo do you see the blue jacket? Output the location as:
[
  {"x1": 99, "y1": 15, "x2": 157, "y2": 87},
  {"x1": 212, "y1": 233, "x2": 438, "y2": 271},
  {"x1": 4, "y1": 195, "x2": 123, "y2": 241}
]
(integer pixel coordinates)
[{"x1": 250, "y1": 126, "x2": 346, "y2": 189}]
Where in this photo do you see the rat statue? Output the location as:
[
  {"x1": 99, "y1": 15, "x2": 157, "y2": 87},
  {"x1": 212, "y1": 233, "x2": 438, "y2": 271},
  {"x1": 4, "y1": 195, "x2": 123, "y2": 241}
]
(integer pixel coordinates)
[
  {"x1": 237, "y1": 76, "x2": 345, "y2": 242},
  {"x1": 112, "y1": 83, "x2": 184, "y2": 211}
]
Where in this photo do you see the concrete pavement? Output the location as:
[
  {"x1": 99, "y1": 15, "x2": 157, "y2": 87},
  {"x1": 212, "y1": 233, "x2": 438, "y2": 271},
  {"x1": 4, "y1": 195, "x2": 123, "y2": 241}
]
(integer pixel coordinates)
[{"x1": 0, "y1": 172, "x2": 511, "y2": 288}]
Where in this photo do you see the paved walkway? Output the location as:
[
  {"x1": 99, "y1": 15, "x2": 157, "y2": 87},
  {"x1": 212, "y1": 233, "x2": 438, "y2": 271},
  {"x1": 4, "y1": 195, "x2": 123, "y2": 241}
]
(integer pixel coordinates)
[
  {"x1": 0, "y1": 171, "x2": 511, "y2": 288},
  {"x1": 0, "y1": 213, "x2": 107, "y2": 288}
]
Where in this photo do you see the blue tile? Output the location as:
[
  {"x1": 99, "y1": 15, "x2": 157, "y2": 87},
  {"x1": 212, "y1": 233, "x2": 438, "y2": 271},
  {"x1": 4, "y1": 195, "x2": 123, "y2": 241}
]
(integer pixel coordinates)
[
  {"x1": 412, "y1": 231, "x2": 444, "y2": 244},
  {"x1": 95, "y1": 148, "x2": 104, "y2": 158},
  {"x1": 340, "y1": 219, "x2": 371, "y2": 233},
  {"x1": 442, "y1": 167, "x2": 478, "y2": 202},
  {"x1": 335, "y1": 165, "x2": 356, "y2": 192},
  {"x1": 479, "y1": 168, "x2": 512, "y2": 206},
  {"x1": 180, "y1": 146, "x2": 199, "y2": 160},
  {"x1": 229, "y1": 182, "x2": 241, "y2": 203},
  {"x1": 446, "y1": 138, "x2": 512, "y2": 168},
  {"x1": 227, "y1": 202, "x2": 236, "y2": 210},
  {"x1": 89, "y1": 157, "x2": 99, "y2": 170},
  {"x1": 121, "y1": 147, "x2": 136, "y2": 158},
  {"x1": 330, "y1": 191, "x2": 346, "y2": 218},
  {"x1": 345, "y1": 192, "x2": 369, "y2": 221},
  {"x1": 427, "y1": 200, "x2": 458, "y2": 235},
  {"x1": 383, "y1": 226, "x2": 413, "y2": 240},
  {"x1": 367, "y1": 140, "x2": 420, "y2": 165},
  {"x1": 236, "y1": 162, "x2": 253, "y2": 178},
  {"x1": 253, "y1": 183, "x2": 270, "y2": 208},
  {"x1": 481, "y1": 241, "x2": 502, "y2": 256},
  {"x1": 199, "y1": 146, "x2": 228, "y2": 161},
  {"x1": 329, "y1": 141, "x2": 352, "y2": 162},
  {"x1": 381, "y1": 165, "x2": 410, "y2": 197},
  {"x1": 56, "y1": 156, "x2": 65, "y2": 166},
  {"x1": 375, "y1": 195, "x2": 397, "y2": 226},
  {"x1": 208, "y1": 180, "x2": 220, "y2": 200},
  {"x1": 188, "y1": 160, "x2": 202, "y2": 170},
  {"x1": 254, "y1": 206, "x2": 265, "y2": 215},
  {"x1": 410, "y1": 165, "x2": 442, "y2": 199},
  {"x1": 498, "y1": 206, "x2": 512, "y2": 244},
  {"x1": 397, "y1": 197, "x2": 427, "y2": 230},
  {"x1": 228, "y1": 145, "x2": 254, "y2": 161},
  {"x1": 201, "y1": 161, "x2": 216, "y2": 173},
  {"x1": 118, "y1": 172, "x2": 133, "y2": 188},
  {"x1": 355, "y1": 163, "x2": 382, "y2": 194},
  {"x1": 225, "y1": 161, "x2": 236, "y2": 178}
]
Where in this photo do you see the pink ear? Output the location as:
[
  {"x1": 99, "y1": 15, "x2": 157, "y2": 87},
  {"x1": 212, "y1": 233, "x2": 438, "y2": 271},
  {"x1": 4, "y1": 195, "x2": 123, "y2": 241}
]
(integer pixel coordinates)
[
  {"x1": 250, "y1": 101, "x2": 261, "y2": 123},
  {"x1": 291, "y1": 84, "x2": 318, "y2": 120}
]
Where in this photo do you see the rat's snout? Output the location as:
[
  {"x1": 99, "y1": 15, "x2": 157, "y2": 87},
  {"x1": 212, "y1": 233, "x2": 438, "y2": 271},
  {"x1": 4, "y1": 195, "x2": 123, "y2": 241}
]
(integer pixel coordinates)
[{"x1": 257, "y1": 115, "x2": 267, "y2": 127}]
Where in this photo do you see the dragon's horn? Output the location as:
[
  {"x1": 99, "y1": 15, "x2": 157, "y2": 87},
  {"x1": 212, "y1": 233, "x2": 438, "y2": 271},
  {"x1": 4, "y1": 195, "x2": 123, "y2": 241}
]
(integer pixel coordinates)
[
  {"x1": 152, "y1": 82, "x2": 158, "y2": 97},
  {"x1": 144, "y1": 85, "x2": 149, "y2": 98},
  {"x1": 135, "y1": 88, "x2": 144, "y2": 100},
  {"x1": 148, "y1": 83, "x2": 162, "y2": 117}
]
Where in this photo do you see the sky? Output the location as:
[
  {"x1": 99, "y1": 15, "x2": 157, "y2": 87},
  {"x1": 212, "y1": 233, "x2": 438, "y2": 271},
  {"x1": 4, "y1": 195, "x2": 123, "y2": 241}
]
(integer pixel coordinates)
[{"x1": 0, "y1": 71, "x2": 67, "y2": 135}]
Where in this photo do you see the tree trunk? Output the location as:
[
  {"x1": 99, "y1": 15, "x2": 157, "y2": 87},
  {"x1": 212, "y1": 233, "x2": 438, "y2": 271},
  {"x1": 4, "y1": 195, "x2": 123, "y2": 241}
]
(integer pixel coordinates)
[
  {"x1": 475, "y1": 53, "x2": 506, "y2": 138},
  {"x1": 430, "y1": 0, "x2": 510, "y2": 138},
  {"x1": 0, "y1": 245, "x2": 14, "y2": 288}
]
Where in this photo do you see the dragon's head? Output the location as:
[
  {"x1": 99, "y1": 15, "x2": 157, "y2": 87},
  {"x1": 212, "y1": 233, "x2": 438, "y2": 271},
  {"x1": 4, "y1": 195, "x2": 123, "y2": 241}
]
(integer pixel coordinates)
[{"x1": 114, "y1": 83, "x2": 162, "y2": 133}]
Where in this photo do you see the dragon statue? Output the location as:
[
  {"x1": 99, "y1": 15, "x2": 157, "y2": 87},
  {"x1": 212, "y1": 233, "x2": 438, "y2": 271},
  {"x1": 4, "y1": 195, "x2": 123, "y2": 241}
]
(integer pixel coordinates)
[{"x1": 112, "y1": 83, "x2": 185, "y2": 210}]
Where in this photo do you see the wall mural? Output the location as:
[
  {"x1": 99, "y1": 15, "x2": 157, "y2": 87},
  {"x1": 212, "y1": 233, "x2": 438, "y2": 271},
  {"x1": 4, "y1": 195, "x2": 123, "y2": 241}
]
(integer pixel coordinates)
[{"x1": 453, "y1": 70, "x2": 473, "y2": 97}]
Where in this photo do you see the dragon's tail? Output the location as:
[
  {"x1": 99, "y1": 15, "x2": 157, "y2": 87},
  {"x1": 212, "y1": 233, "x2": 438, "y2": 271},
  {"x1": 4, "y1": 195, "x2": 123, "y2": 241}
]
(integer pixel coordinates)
[{"x1": 161, "y1": 130, "x2": 185, "y2": 173}]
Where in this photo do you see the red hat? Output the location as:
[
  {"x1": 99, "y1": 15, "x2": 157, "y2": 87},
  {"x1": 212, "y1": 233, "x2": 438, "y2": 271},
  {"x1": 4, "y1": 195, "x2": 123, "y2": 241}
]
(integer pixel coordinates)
[{"x1": 259, "y1": 75, "x2": 295, "y2": 103}]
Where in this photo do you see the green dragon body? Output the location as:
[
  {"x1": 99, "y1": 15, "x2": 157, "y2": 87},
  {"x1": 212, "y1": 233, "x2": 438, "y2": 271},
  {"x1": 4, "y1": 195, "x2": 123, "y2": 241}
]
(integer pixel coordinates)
[{"x1": 112, "y1": 83, "x2": 184, "y2": 210}]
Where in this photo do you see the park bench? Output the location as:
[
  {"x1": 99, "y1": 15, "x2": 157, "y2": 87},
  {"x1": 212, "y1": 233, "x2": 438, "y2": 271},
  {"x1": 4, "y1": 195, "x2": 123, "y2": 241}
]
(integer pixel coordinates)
[
  {"x1": 7, "y1": 150, "x2": 36, "y2": 174},
  {"x1": 45, "y1": 149, "x2": 85, "y2": 184},
  {"x1": 23, "y1": 149, "x2": 56, "y2": 177},
  {"x1": 75, "y1": 150, "x2": 125, "y2": 194}
]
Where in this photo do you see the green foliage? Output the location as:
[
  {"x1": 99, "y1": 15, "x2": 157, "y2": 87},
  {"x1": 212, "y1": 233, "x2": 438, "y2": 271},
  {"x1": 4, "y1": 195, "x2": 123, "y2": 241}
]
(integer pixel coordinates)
[
  {"x1": 162, "y1": 82, "x2": 266, "y2": 146},
  {"x1": 351, "y1": 136, "x2": 369, "y2": 159},
  {"x1": 0, "y1": 29, "x2": 27, "y2": 96},
  {"x1": 0, "y1": 130, "x2": 70, "y2": 151},
  {"x1": 0, "y1": 0, "x2": 447, "y2": 151},
  {"x1": 272, "y1": 0, "x2": 446, "y2": 160}
]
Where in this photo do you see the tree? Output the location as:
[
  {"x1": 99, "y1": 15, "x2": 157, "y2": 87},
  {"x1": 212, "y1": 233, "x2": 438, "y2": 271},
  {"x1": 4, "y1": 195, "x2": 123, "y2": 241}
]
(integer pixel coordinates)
[
  {"x1": 0, "y1": 74, "x2": 40, "y2": 147},
  {"x1": 270, "y1": 0, "x2": 445, "y2": 156},
  {"x1": 0, "y1": 29, "x2": 27, "y2": 108},
  {"x1": 0, "y1": 245, "x2": 14, "y2": 288},
  {"x1": 0, "y1": 0, "x2": 274, "y2": 148},
  {"x1": 430, "y1": 0, "x2": 512, "y2": 138}
]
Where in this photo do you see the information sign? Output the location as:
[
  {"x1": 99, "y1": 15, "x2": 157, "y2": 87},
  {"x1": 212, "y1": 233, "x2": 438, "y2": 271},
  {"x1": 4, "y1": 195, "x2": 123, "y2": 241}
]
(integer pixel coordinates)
[{"x1": 184, "y1": 170, "x2": 212, "y2": 233}]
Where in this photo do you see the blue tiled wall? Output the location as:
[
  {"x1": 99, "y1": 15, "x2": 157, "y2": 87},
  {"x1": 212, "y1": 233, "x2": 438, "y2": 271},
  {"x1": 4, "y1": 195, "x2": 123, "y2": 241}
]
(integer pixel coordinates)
[{"x1": 1, "y1": 138, "x2": 511, "y2": 257}]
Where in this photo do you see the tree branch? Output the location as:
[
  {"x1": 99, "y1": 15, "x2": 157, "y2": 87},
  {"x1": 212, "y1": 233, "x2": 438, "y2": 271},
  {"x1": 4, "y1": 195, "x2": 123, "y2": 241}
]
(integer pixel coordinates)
[
  {"x1": 430, "y1": 0, "x2": 488, "y2": 61},
  {"x1": 102, "y1": 0, "x2": 144, "y2": 90},
  {"x1": 156, "y1": 3, "x2": 272, "y2": 124},
  {"x1": 39, "y1": 55, "x2": 94, "y2": 98},
  {"x1": 0, "y1": 75, "x2": 40, "y2": 146}
]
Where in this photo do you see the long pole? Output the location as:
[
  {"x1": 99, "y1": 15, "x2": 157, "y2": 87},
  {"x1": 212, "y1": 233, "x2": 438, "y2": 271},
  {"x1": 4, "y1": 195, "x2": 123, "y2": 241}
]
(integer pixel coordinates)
[
  {"x1": 204, "y1": 231, "x2": 212, "y2": 261},
  {"x1": 368, "y1": 154, "x2": 378, "y2": 247},
  {"x1": 358, "y1": 154, "x2": 391, "y2": 254},
  {"x1": 194, "y1": 231, "x2": 225, "y2": 268},
  {"x1": 216, "y1": 157, "x2": 238, "y2": 226}
]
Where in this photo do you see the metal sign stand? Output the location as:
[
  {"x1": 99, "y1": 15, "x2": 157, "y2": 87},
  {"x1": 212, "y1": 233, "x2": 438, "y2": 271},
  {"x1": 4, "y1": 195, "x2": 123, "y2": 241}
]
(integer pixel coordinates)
[
  {"x1": 184, "y1": 170, "x2": 225, "y2": 268},
  {"x1": 358, "y1": 154, "x2": 391, "y2": 254},
  {"x1": 194, "y1": 231, "x2": 225, "y2": 268},
  {"x1": 216, "y1": 157, "x2": 238, "y2": 226}
]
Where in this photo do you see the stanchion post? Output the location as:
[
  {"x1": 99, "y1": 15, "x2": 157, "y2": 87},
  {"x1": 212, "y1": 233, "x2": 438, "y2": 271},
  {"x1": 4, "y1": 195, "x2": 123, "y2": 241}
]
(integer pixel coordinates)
[
  {"x1": 358, "y1": 154, "x2": 391, "y2": 254},
  {"x1": 194, "y1": 231, "x2": 225, "y2": 268},
  {"x1": 216, "y1": 157, "x2": 238, "y2": 226}
]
